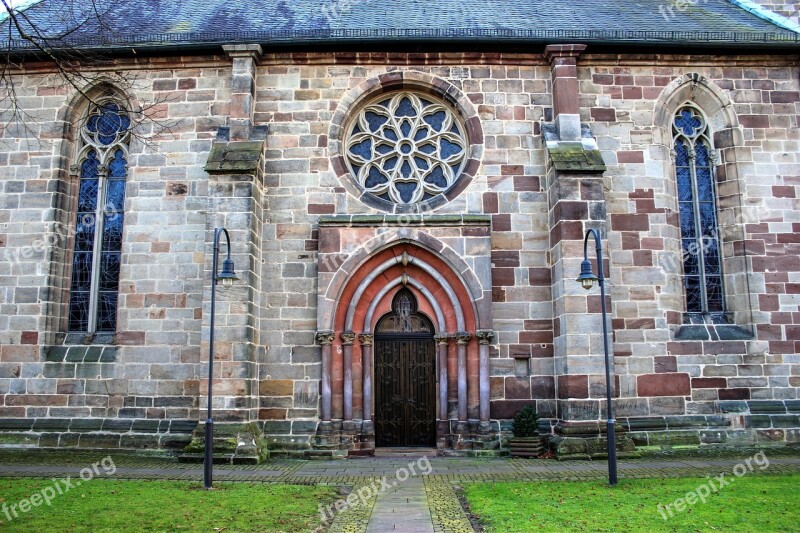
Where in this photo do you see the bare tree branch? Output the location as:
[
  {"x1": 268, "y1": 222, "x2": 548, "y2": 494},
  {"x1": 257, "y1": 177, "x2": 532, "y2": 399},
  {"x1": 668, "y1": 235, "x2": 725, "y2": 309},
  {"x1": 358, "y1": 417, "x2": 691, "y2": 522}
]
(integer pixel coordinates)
[{"x1": 0, "y1": 0, "x2": 180, "y2": 148}]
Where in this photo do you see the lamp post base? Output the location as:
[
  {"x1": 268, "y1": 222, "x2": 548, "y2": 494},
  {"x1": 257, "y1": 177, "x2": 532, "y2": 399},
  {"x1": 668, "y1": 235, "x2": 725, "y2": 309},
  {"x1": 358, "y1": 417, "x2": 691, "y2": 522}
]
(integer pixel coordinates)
[
  {"x1": 203, "y1": 418, "x2": 213, "y2": 489},
  {"x1": 607, "y1": 419, "x2": 618, "y2": 486}
]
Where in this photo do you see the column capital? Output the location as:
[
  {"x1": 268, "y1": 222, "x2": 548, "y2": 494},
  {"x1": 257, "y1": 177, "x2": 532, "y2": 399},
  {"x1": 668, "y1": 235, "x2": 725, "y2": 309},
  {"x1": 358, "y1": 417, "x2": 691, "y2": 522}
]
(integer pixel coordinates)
[
  {"x1": 475, "y1": 329, "x2": 495, "y2": 345},
  {"x1": 358, "y1": 333, "x2": 373, "y2": 346},
  {"x1": 455, "y1": 332, "x2": 472, "y2": 345},
  {"x1": 340, "y1": 331, "x2": 356, "y2": 345},
  {"x1": 316, "y1": 331, "x2": 335, "y2": 345},
  {"x1": 433, "y1": 334, "x2": 450, "y2": 345}
]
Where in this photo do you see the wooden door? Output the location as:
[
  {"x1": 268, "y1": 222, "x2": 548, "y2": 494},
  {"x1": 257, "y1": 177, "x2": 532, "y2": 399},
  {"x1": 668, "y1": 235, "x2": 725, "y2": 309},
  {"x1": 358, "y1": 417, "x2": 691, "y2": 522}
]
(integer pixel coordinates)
[{"x1": 373, "y1": 288, "x2": 436, "y2": 447}]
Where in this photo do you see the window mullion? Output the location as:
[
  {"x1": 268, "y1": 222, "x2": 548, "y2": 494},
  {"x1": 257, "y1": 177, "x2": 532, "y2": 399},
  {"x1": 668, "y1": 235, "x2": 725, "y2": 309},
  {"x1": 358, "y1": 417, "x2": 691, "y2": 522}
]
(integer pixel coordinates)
[
  {"x1": 708, "y1": 149, "x2": 725, "y2": 315},
  {"x1": 689, "y1": 142, "x2": 708, "y2": 315},
  {"x1": 88, "y1": 157, "x2": 108, "y2": 334}
]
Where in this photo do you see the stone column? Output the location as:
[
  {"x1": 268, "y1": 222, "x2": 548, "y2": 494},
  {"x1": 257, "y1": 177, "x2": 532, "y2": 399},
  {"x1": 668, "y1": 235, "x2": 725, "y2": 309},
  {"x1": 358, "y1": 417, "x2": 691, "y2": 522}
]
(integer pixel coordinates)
[
  {"x1": 202, "y1": 137, "x2": 267, "y2": 424},
  {"x1": 544, "y1": 44, "x2": 586, "y2": 142},
  {"x1": 476, "y1": 330, "x2": 494, "y2": 425},
  {"x1": 316, "y1": 331, "x2": 335, "y2": 423},
  {"x1": 222, "y1": 44, "x2": 262, "y2": 141},
  {"x1": 187, "y1": 43, "x2": 269, "y2": 463},
  {"x1": 542, "y1": 43, "x2": 619, "y2": 456},
  {"x1": 434, "y1": 334, "x2": 450, "y2": 427},
  {"x1": 358, "y1": 334, "x2": 374, "y2": 422},
  {"x1": 341, "y1": 331, "x2": 355, "y2": 422},
  {"x1": 456, "y1": 332, "x2": 471, "y2": 423}
]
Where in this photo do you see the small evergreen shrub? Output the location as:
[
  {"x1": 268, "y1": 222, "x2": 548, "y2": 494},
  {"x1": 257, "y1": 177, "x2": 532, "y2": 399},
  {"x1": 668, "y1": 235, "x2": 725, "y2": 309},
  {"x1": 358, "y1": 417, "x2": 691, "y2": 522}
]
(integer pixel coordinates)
[{"x1": 511, "y1": 405, "x2": 539, "y2": 438}]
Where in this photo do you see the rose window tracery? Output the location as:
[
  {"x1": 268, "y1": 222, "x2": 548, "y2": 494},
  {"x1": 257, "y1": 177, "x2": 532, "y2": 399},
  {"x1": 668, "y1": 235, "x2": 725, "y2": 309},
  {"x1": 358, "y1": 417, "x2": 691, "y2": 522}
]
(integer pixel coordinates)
[{"x1": 345, "y1": 92, "x2": 468, "y2": 205}]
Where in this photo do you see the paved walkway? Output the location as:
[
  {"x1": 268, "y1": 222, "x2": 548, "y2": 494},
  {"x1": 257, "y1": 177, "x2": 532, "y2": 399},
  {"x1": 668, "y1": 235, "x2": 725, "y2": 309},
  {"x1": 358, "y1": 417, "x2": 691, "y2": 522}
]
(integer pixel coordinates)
[
  {"x1": 2, "y1": 451, "x2": 799, "y2": 532},
  {"x1": 366, "y1": 476, "x2": 432, "y2": 533}
]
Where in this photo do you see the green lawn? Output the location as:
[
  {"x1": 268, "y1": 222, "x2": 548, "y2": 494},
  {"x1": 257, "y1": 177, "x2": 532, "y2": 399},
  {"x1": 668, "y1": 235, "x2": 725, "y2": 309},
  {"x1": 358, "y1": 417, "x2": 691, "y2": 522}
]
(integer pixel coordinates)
[
  {"x1": 0, "y1": 479, "x2": 336, "y2": 532},
  {"x1": 464, "y1": 474, "x2": 799, "y2": 532}
]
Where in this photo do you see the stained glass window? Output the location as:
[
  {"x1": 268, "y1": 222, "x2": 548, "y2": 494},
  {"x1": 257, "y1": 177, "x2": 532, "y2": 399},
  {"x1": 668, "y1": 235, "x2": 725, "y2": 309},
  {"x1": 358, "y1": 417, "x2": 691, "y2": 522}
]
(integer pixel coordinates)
[
  {"x1": 67, "y1": 100, "x2": 130, "y2": 333},
  {"x1": 672, "y1": 105, "x2": 724, "y2": 318},
  {"x1": 376, "y1": 288, "x2": 433, "y2": 334},
  {"x1": 345, "y1": 92, "x2": 467, "y2": 205}
]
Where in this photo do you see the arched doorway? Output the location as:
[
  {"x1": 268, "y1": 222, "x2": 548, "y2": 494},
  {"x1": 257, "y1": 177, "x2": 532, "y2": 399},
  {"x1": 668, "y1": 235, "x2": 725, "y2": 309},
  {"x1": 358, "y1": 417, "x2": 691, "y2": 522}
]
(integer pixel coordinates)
[{"x1": 374, "y1": 288, "x2": 436, "y2": 447}]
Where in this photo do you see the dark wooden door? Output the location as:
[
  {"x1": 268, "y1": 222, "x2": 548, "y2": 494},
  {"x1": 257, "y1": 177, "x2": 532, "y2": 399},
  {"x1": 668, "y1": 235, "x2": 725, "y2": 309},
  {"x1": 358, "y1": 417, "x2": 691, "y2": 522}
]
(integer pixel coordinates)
[{"x1": 374, "y1": 335, "x2": 436, "y2": 447}]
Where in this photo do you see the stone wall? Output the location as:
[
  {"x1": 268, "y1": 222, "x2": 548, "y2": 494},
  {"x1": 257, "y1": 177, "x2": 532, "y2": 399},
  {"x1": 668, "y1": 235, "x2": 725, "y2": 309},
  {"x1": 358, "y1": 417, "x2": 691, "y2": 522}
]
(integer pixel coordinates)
[
  {"x1": 0, "y1": 50, "x2": 798, "y2": 452},
  {"x1": 579, "y1": 58, "x2": 800, "y2": 446},
  {"x1": 0, "y1": 57, "x2": 232, "y2": 448}
]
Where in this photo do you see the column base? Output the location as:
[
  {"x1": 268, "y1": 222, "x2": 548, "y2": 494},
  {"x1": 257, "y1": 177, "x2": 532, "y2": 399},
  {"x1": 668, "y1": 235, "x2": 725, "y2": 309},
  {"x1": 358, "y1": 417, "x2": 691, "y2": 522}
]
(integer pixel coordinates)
[
  {"x1": 180, "y1": 421, "x2": 269, "y2": 464},
  {"x1": 310, "y1": 419, "x2": 375, "y2": 457},
  {"x1": 437, "y1": 419, "x2": 502, "y2": 456}
]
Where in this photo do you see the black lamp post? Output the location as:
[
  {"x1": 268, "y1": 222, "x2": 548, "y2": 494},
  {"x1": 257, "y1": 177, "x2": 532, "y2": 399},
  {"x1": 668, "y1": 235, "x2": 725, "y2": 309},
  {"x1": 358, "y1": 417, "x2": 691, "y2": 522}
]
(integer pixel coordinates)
[
  {"x1": 204, "y1": 227, "x2": 239, "y2": 490},
  {"x1": 576, "y1": 228, "x2": 618, "y2": 486}
]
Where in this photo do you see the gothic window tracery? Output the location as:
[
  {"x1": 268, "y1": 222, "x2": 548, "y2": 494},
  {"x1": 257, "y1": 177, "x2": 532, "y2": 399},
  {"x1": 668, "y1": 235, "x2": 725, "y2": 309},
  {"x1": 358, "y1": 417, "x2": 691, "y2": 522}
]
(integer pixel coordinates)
[
  {"x1": 67, "y1": 100, "x2": 130, "y2": 332},
  {"x1": 672, "y1": 104, "x2": 724, "y2": 319}
]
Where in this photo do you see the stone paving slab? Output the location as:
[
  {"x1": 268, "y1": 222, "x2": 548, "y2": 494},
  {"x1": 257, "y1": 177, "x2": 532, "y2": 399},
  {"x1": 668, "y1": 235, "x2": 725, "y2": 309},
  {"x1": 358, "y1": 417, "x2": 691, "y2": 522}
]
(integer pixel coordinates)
[
  {"x1": 2, "y1": 452, "x2": 799, "y2": 533},
  {"x1": 2, "y1": 453, "x2": 800, "y2": 483},
  {"x1": 365, "y1": 477, "x2": 433, "y2": 533}
]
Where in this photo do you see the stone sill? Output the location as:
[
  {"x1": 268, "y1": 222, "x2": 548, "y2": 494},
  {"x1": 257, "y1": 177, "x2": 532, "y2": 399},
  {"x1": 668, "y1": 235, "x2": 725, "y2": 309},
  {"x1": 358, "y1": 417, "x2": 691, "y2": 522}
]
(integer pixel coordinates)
[
  {"x1": 45, "y1": 344, "x2": 118, "y2": 363},
  {"x1": 674, "y1": 323, "x2": 753, "y2": 341},
  {"x1": 318, "y1": 214, "x2": 491, "y2": 227}
]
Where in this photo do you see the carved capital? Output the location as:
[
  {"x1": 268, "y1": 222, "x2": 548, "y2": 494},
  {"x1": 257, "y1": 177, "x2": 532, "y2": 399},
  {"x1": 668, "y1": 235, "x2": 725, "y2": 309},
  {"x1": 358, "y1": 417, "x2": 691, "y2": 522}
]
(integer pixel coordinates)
[
  {"x1": 358, "y1": 333, "x2": 373, "y2": 346},
  {"x1": 475, "y1": 329, "x2": 494, "y2": 345},
  {"x1": 340, "y1": 331, "x2": 356, "y2": 345},
  {"x1": 315, "y1": 331, "x2": 335, "y2": 345},
  {"x1": 433, "y1": 334, "x2": 450, "y2": 345},
  {"x1": 456, "y1": 332, "x2": 472, "y2": 345}
]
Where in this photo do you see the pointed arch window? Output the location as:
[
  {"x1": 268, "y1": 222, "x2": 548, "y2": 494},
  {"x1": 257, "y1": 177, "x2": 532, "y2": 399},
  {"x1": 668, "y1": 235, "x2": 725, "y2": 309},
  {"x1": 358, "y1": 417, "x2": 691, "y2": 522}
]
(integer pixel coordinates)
[
  {"x1": 673, "y1": 104, "x2": 724, "y2": 319},
  {"x1": 67, "y1": 100, "x2": 130, "y2": 333},
  {"x1": 375, "y1": 288, "x2": 433, "y2": 334}
]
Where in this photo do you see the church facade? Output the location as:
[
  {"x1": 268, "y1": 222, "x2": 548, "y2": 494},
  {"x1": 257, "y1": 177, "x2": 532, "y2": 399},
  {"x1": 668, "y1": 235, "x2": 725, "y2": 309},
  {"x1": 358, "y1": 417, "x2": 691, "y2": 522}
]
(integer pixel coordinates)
[{"x1": 0, "y1": 0, "x2": 798, "y2": 459}]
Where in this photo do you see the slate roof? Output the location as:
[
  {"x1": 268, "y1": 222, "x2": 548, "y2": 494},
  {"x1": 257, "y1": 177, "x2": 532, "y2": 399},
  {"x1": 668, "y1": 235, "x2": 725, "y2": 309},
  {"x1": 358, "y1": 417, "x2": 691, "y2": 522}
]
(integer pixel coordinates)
[{"x1": 4, "y1": 0, "x2": 799, "y2": 53}]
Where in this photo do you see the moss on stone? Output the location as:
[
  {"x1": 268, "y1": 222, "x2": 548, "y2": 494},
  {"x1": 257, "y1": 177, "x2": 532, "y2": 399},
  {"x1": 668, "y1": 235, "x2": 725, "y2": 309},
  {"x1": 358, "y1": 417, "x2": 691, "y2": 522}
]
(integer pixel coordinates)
[
  {"x1": 204, "y1": 141, "x2": 265, "y2": 174},
  {"x1": 547, "y1": 142, "x2": 606, "y2": 173}
]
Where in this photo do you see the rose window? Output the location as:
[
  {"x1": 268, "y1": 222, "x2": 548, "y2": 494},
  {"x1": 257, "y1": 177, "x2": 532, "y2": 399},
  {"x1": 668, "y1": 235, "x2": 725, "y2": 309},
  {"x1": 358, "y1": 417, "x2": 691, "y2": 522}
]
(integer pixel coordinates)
[{"x1": 345, "y1": 92, "x2": 468, "y2": 205}]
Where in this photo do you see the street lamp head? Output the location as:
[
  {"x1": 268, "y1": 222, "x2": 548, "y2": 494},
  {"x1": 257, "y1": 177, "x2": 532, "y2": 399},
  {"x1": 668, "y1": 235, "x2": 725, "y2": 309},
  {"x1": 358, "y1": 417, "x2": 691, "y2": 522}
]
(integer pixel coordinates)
[
  {"x1": 576, "y1": 259, "x2": 598, "y2": 290},
  {"x1": 218, "y1": 258, "x2": 239, "y2": 287}
]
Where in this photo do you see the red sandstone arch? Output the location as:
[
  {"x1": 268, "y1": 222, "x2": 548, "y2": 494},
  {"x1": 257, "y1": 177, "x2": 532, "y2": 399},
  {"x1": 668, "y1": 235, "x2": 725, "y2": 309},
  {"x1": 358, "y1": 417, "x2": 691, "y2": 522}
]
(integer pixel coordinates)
[
  {"x1": 333, "y1": 242, "x2": 477, "y2": 335},
  {"x1": 325, "y1": 241, "x2": 483, "y2": 423}
]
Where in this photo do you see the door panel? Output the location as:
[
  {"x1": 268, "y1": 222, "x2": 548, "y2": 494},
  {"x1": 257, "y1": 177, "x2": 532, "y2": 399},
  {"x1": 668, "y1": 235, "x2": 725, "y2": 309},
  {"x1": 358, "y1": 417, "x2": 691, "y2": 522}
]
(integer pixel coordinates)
[{"x1": 375, "y1": 336, "x2": 436, "y2": 447}]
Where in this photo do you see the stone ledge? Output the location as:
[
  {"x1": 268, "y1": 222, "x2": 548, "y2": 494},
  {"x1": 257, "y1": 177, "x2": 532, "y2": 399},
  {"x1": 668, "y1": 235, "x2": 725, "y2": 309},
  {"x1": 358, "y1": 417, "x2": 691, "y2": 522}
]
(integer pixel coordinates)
[
  {"x1": 204, "y1": 128, "x2": 267, "y2": 174},
  {"x1": 318, "y1": 214, "x2": 491, "y2": 227},
  {"x1": 546, "y1": 142, "x2": 606, "y2": 173},
  {"x1": 0, "y1": 417, "x2": 196, "y2": 434},
  {"x1": 546, "y1": 434, "x2": 637, "y2": 460},
  {"x1": 0, "y1": 418, "x2": 197, "y2": 450},
  {"x1": 542, "y1": 123, "x2": 606, "y2": 173}
]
